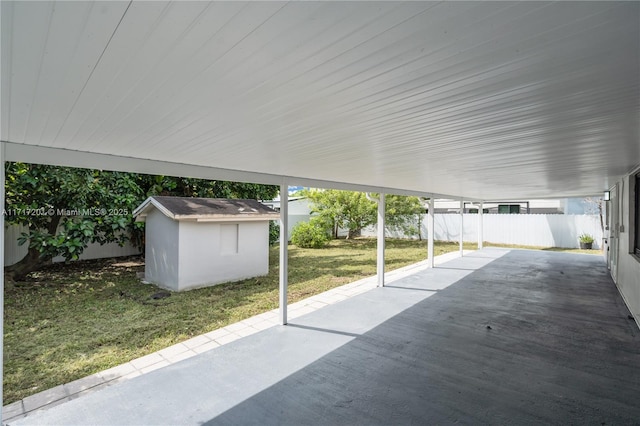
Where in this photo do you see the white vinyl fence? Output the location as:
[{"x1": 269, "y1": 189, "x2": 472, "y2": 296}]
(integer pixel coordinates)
[
  {"x1": 6, "y1": 214, "x2": 603, "y2": 265},
  {"x1": 360, "y1": 214, "x2": 603, "y2": 249},
  {"x1": 4, "y1": 224, "x2": 141, "y2": 266}
]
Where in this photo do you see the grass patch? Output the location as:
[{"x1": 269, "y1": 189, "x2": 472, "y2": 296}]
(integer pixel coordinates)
[
  {"x1": 4, "y1": 239, "x2": 472, "y2": 404},
  {"x1": 3, "y1": 238, "x2": 596, "y2": 404}
]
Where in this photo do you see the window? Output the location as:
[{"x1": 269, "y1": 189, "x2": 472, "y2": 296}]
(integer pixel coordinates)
[
  {"x1": 498, "y1": 204, "x2": 520, "y2": 214},
  {"x1": 635, "y1": 173, "x2": 640, "y2": 255}
]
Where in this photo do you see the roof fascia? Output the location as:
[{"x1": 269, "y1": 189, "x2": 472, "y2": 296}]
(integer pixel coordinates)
[{"x1": 132, "y1": 197, "x2": 176, "y2": 222}]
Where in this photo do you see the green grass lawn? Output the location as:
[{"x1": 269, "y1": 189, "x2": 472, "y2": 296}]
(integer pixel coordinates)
[{"x1": 3, "y1": 239, "x2": 600, "y2": 404}]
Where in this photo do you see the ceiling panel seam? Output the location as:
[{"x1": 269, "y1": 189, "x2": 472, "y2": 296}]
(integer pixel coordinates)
[{"x1": 52, "y1": 0, "x2": 133, "y2": 145}]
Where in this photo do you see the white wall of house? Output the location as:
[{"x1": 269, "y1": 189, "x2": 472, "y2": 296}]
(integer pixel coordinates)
[
  {"x1": 288, "y1": 215, "x2": 312, "y2": 237},
  {"x1": 177, "y1": 220, "x2": 269, "y2": 291},
  {"x1": 610, "y1": 172, "x2": 640, "y2": 326},
  {"x1": 145, "y1": 209, "x2": 179, "y2": 289},
  {"x1": 4, "y1": 223, "x2": 141, "y2": 266},
  {"x1": 264, "y1": 197, "x2": 311, "y2": 237},
  {"x1": 288, "y1": 198, "x2": 312, "y2": 216}
]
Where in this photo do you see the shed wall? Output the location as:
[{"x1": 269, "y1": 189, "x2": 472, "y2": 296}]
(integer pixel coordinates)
[
  {"x1": 178, "y1": 220, "x2": 269, "y2": 290},
  {"x1": 145, "y1": 209, "x2": 179, "y2": 289}
]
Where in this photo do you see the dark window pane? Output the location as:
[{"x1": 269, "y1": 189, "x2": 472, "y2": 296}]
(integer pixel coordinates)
[{"x1": 635, "y1": 174, "x2": 640, "y2": 255}]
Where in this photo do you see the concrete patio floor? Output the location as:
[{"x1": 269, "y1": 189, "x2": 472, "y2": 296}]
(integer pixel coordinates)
[
  {"x1": 3, "y1": 249, "x2": 469, "y2": 422},
  {"x1": 9, "y1": 248, "x2": 640, "y2": 425}
]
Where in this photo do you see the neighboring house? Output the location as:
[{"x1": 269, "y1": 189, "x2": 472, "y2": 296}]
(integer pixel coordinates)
[
  {"x1": 133, "y1": 196, "x2": 279, "y2": 292},
  {"x1": 268, "y1": 196, "x2": 596, "y2": 217},
  {"x1": 262, "y1": 196, "x2": 312, "y2": 237},
  {"x1": 435, "y1": 197, "x2": 600, "y2": 214}
]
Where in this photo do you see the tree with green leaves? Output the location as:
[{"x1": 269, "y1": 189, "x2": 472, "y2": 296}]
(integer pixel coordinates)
[
  {"x1": 4, "y1": 163, "x2": 144, "y2": 281},
  {"x1": 139, "y1": 174, "x2": 277, "y2": 200},
  {"x1": 304, "y1": 189, "x2": 427, "y2": 240},
  {"x1": 384, "y1": 195, "x2": 427, "y2": 240},
  {"x1": 4, "y1": 163, "x2": 279, "y2": 281},
  {"x1": 304, "y1": 189, "x2": 377, "y2": 239}
]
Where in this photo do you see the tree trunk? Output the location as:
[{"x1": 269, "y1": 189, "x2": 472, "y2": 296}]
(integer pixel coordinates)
[
  {"x1": 347, "y1": 228, "x2": 361, "y2": 239},
  {"x1": 598, "y1": 202, "x2": 605, "y2": 235},
  {"x1": 4, "y1": 246, "x2": 51, "y2": 282},
  {"x1": 4, "y1": 215, "x2": 61, "y2": 281}
]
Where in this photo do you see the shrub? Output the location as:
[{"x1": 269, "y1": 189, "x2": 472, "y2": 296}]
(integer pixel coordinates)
[
  {"x1": 291, "y1": 219, "x2": 330, "y2": 248},
  {"x1": 269, "y1": 220, "x2": 280, "y2": 245}
]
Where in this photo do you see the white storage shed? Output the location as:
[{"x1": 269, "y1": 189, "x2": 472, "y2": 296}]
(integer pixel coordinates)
[{"x1": 133, "y1": 196, "x2": 279, "y2": 292}]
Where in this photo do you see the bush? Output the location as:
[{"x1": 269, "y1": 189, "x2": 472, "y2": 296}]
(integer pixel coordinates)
[
  {"x1": 269, "y1": 220, "x2": 280, "y2": 245},
  {"x1": 291, "y1": 219, "x2": 330, "y2": 248}
]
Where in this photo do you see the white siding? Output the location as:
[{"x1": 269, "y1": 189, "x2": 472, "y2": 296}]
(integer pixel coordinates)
[
  {"x1": 288, "y1": 199, "x2": 312, "y2": 216},
  {"x1": 287, "y1": 199, "x2": 313, "y2": 237},
  {"x1": 178, "y1": 221, "x2": 269, "y2": 291},
  {"x1": 144, "y1": 210, "x2": 179, "y2": 289},
  {"x1": 288, "y1": 214, "x2": 311, "y2": 238},
  {"x1": 614, "y1": 173, "x2": 640, "y2": 325},
  {"x1": 220, "y1": 224, "x2": 239, "y2": 255},
  {"x1": 264, "y1": 198, "x2": 312, "y2": 237}
]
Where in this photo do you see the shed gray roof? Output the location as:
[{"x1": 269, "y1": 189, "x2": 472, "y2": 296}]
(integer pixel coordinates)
[{"x1": 133, "y1": 196, "x2": 279, "y2": 222}]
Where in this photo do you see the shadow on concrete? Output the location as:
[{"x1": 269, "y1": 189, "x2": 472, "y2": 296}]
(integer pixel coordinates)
[
  {"x1": 383, "y1": 285, "x2": 440, "y2": 292},
  {"x1": 284, "y1": 323, "x2": 360, "y2": 338},
  {"x1": 205, "y1": 250, "x2": 640, "y2": 425},
  {"x1": 433, "y1": 266, "x2": 481, "y2": 271}
]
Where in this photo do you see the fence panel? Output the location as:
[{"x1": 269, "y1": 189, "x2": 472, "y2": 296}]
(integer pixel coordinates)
[
  {"x1": 4, "y1": 224, "x2": 29, "y2": 266},
  {"x1": 361, "y1": 214, "x2": 602, "y2": 249},
  {"x1": 7, "y1": 213, "x2": 601, "y2": 265},
  {"x1": 4, "y1": 224, "x2": 141, "y2": 266}
]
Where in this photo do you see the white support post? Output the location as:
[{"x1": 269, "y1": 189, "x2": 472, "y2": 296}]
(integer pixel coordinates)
[
  {"x1": 377, "y1": 193, "x2": 385, "y2": 287},
  {"x1": 427, "y1": 198, "x2": 435, "y2": 268},
  {"x1": 459, "y1": 199, "x2": 464, "y2": 257},
  {"x1": 0, "y1": 143, "x2": 4, "y2": 421},
  {"x1": 478, "y1": 201, "x2": 484, "y2": 250},
  {"x1": 279, "y1": 181, "x2": 288, "y2": 325}
]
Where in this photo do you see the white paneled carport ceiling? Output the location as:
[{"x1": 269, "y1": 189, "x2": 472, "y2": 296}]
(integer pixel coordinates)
[{"x1": 1, "y1": 1, "x2": 638, "y2": 200}]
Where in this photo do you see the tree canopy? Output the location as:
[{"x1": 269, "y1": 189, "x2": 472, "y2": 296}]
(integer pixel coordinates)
[
  {"x1": 384, "y1": 195, "x2": 426, "y2": 239},
  {"x1": 303, "y1": 189, "x2": 426, "y2": 239},
  {"x1": 304, "y1": 189, "x2": 376, "y2": 239}
]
